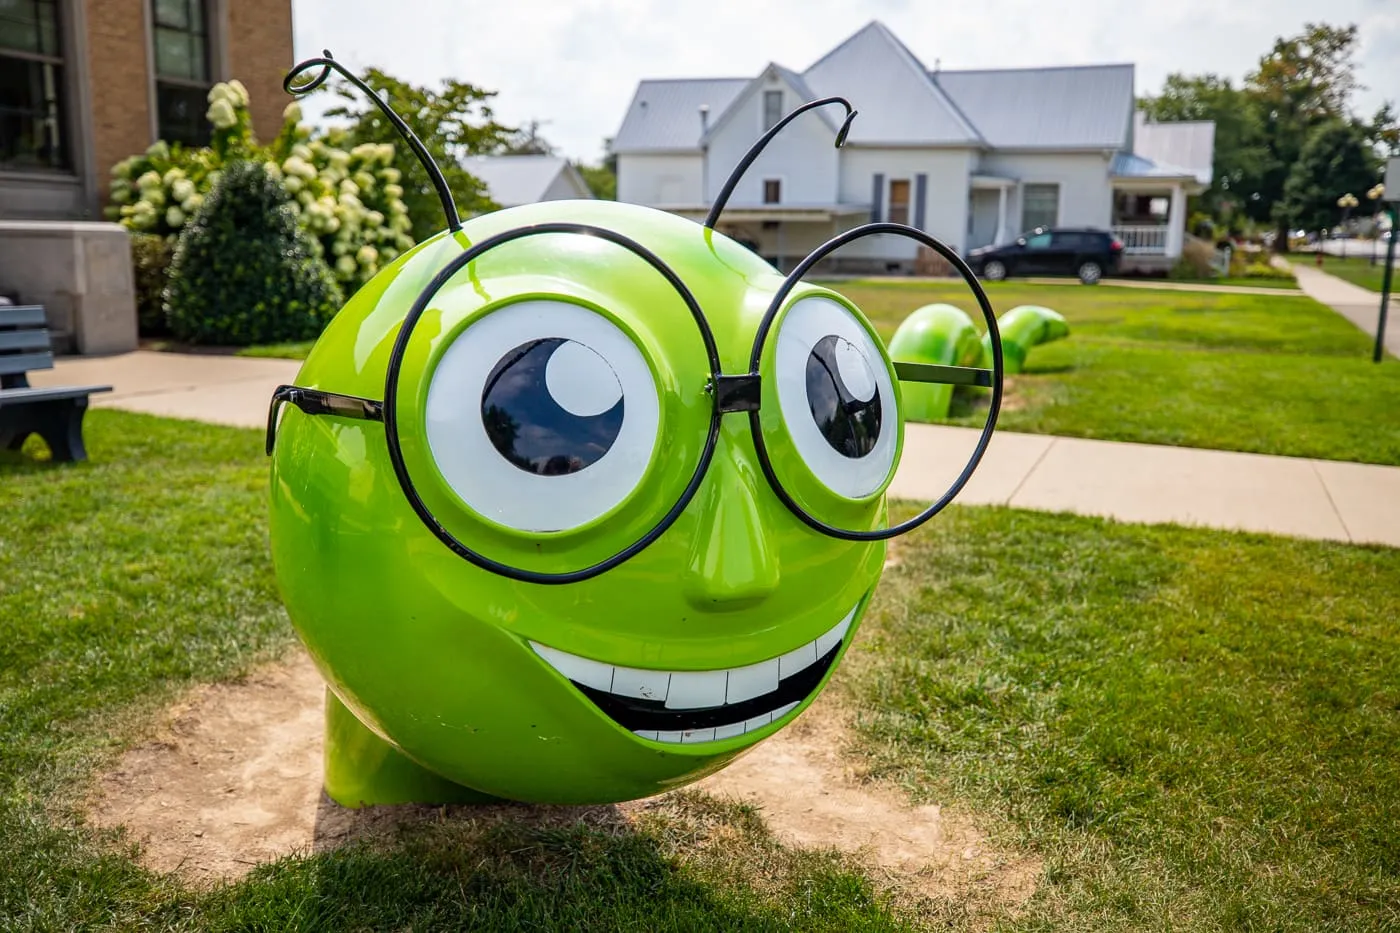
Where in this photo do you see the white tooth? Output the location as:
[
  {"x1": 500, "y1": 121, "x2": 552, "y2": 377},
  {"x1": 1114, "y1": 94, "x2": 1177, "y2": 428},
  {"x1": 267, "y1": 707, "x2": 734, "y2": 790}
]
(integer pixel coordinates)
[
  {"x1": 814, "y1": 606, "x2": 857, "y2": 658},
  {"x1": 742, "y1": 711, "x2": 774, "y2": 733},
  {"x1": 655, "y1": 730, "x2": 685, "y2": 744},
  {"x1": 777, "y1": 641, "x2": 818, "y2": 679},
  {"x1": 633, "y1": 730, "x2": 660, "y2": 741},
  {"x1": 713, "y1": 721, "x2": 746, "y2": 740},
  {"x1": 531, "y1": 643, "x2": 615, "y2": 692},
  {"x1": 725, "y1": 658, "x2": 780, "y2": 704},
  {"x1": 681, "y1": 727, "x2": 718, "y2": 744},
  {"x1": 664, "y1": 670, "x2": 729, "y2": 709},
  {"x1": 610, "y1": 667, "x2": 671, "y2": 703},
  {"x1": 771, "y1": 702, "x2": 799, "y2": 721}
]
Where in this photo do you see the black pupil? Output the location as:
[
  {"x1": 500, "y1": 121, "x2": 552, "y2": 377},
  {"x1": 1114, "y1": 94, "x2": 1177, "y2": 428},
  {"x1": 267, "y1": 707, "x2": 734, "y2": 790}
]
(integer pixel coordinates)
[
  {"x1": 481, "y1": 338, "x2": 623, "y2": 476},
  {"x1": 805, "y1": 335, "x2": 881, "y2": 459}
]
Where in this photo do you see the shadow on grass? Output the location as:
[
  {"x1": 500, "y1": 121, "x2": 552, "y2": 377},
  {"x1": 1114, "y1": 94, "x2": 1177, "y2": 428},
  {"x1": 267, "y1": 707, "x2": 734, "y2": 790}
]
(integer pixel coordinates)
[{"x1": 187, "y1": 794, "x2": 902, "y2": 931}]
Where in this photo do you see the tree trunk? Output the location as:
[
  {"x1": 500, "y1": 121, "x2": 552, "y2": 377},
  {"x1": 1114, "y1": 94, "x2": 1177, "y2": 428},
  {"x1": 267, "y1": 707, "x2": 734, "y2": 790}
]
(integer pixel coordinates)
[{"x1": 1273, "y1": 220, "x2": 1291, "y2": 254}]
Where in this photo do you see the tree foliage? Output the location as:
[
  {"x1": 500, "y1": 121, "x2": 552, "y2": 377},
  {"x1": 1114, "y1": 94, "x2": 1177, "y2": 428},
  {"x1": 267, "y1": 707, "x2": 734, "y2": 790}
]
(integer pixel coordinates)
[
  {"x1": 1139, "y1": 22, "x2": 1395, "y2": 245},
  {"x1": 327, "y1": 69, "x2": 515, "y2": 241},
  {"x1": 1281, "y1": 120, "x2": 1381, "y2": 232}
]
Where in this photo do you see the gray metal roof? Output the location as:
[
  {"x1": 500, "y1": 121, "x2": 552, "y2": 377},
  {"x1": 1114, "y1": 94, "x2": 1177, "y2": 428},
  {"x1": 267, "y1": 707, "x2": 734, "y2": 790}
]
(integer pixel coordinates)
[
  {"x1": 1132, "y1": 112, "x2": 1215, "y2": 185},
  {"x1": 1110, "y1": 152, "x2": 1198, "y2": 181},
  {"x1": 461, "y1": 156, "x2": 590, "y2": 208},
  {"x1": 610, "y1": 24, "x2": 1144, "y2": 153},
  {"x1": 932, "y1": 64, "x2": 1135, "y2": 150},
  {"x1": 612, "y1": 78, "x2": 748, "y2": 153},
  {"x1": 802, "y1": 21, "x2": 983, "y2": 146}
]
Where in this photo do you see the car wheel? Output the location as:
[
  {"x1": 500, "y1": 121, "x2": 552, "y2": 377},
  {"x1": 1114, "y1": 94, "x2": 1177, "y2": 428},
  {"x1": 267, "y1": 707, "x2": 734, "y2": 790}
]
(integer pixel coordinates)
[
  {"x1": 1077, "y1": 261, "x2": 1102, "y2": 285},
  {"x1": 983, "y1": 259, "x2": 1007, "y2": 282}
]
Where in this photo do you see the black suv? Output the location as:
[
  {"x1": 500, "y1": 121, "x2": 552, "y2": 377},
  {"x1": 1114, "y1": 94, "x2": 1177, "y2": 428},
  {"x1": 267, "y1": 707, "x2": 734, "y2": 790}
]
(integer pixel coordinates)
[{"x1": 967, "y1": 227, "x2": 1124, "y2": 285}]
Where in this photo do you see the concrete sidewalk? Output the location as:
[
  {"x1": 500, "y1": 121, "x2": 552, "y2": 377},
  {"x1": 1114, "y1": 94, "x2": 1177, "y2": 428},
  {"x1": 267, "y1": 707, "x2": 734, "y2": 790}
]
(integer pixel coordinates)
[
  {"x1": 1290, "y1": 263, "x2": 1398, "y2": 359},
  {"x1": 31, "y1": 351, "x2": 1400, "y2": 548}
]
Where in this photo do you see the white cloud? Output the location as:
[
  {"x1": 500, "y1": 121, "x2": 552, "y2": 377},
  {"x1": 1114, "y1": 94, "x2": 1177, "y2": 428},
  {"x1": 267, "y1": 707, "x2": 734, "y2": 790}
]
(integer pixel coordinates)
[{"x1": 291, "y1": 0, "x2": 1399, "y2": 161}]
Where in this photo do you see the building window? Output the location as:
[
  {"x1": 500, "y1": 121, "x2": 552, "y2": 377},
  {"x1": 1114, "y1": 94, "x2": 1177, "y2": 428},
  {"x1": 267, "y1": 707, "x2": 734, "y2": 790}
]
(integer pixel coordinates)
[
  {"x1": 151, "y1": 0, "x2": 213, "y2": 147},
  {"x1": 1022, "y1": 183, "x2": 1060, "y2": 232},
  {"x1": 763, "y1": 178, "x2": 781, "y2": 204},
  {"x1": 888, "y1": 179, "x2": 911, "y2": 225},
  {"x1": 0, "y1": 0, "x2": 69, "y2": 171},
  {"x1": 762, "y1": 89, "x2": 783, "y2": 131}
]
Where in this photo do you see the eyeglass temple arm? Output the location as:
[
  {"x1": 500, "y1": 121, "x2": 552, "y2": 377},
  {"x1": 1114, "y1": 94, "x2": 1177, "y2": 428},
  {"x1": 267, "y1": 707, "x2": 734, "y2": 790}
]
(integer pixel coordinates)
[
  {"x1": 266, "y1": 385, "x2": 384, "y2": 456},
  {"x1": 892, "y1": 361, "x2": 995, "y2": 388}
]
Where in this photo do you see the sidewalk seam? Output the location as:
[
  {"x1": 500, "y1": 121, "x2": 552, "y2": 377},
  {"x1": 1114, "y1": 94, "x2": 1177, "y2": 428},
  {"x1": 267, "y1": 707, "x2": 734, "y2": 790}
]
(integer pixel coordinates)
[
  {"x1": 1006, "y1": 437, "x2": 1057, "y2": 506},
  {"x1": 1309, "y1": 459, "x2": 1354, "y2": 544}
]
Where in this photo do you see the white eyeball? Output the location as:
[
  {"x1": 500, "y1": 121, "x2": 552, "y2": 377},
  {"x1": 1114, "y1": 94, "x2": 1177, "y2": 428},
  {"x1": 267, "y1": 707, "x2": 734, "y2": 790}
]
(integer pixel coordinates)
[
  {"x1": 773, "y1": 296, "x2": 898, "y2": 498},
  {"x1": 425, "y1": 300, "x2": 660, "y2": 532}
]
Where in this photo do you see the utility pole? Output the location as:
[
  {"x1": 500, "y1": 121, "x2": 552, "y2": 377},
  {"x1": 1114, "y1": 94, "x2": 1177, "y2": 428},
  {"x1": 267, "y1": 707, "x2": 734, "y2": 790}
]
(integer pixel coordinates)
[{"x1": 1376, "y1": 160, "x2": 1399, "y2": 364}]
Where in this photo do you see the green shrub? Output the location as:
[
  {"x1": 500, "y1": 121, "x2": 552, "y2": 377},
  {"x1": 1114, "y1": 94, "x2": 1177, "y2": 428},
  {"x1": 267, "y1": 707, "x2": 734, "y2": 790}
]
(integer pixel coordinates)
[
  {"x1": 1244, "y1": 261, "x2": 1295, "y2": 281},
  {"x1": 1170, "y1": 238, "x2": 1219, "y2": 279},
  {"x1": 130, "y1": 232, "x2": 173, "y2": 337},
  {"x1": 164, "y1": 161, "x2": 342, "y2": 346}
]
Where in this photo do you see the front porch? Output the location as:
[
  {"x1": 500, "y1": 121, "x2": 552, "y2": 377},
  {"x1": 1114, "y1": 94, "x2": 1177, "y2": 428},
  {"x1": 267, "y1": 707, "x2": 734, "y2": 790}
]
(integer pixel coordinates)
[
  {"x1": 672, "y1": 204, "x2": 878, "y2": 273},
  {"x1": 1110, "y1": 153, "x2": 1200, "y2": 273}
]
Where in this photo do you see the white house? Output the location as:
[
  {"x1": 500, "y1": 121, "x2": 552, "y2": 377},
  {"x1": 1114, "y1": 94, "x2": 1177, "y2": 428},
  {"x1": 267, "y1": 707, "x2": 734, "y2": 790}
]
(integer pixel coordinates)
[
  {"x1": 463, "y1": 155, "x2": 594, "y2": 209},
  {"x1": 611, "y1": 21, "x2": 1214, "y2": 273}
]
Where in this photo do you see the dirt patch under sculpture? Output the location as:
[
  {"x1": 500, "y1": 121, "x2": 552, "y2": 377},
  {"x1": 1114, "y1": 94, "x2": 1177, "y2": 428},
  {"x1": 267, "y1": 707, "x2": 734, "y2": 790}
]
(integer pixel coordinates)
[{"x1": 89, "y1": 649, "x2": 1039, "y2": 906}]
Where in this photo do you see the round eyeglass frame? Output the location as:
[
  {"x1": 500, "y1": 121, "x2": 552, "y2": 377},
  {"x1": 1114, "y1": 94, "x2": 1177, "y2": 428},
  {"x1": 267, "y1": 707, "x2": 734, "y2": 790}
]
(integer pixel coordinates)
[
  {"x1": 745, "y1": 221, "x2": 1004, "y2": 541},
  {"x1": 383, "y1": 222, "x2": 725, "y2": 586}
]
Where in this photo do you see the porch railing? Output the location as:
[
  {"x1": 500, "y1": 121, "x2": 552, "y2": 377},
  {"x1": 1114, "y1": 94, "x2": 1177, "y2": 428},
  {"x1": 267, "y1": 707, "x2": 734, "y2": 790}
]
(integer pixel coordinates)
[{"x1": 1111, "y1": 225, "x2": 1169, "y2": 255}]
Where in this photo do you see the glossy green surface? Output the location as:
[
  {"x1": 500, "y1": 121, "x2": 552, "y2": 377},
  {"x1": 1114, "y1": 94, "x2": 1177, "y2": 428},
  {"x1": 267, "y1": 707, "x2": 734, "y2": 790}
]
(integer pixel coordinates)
[
  {"x1": 270, "y1": 200, "x2": 891, "y2": 804},
  {"x1": 886, "y1": 303, "x2": 983, "y2": 422},
  {"x1": 986, "y1": 304, "x2": 1069, "y2": 374}
]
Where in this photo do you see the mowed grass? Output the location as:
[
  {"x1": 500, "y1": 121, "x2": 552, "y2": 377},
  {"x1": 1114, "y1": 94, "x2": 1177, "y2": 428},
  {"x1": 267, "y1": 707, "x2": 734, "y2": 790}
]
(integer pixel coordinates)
[
  {"x1": 825, "y1": 279, "x2": 1400, "y2": 464},
  {"x1": 5, "y1": 413, "x2": 1399, "y2": 929},
  {"x1": 1315, "y1": 255, "x2": 1396, "y2": 293},
  {"x1": 0, "y1": 413, "x2": 918, "y2": 932},
  {"x1": 236, "y1": 340, "x2": 316, "y2": 360},
  {"x1": 849, "y1": 505, "x2": 1400, "y2": 931}
]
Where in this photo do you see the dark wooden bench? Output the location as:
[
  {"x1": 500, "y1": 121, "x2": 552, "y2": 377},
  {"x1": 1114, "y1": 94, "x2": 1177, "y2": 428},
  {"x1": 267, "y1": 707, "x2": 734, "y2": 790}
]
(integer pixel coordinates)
[{"x1": 0, "y1": 305, "x2": 111, "y2": 462}]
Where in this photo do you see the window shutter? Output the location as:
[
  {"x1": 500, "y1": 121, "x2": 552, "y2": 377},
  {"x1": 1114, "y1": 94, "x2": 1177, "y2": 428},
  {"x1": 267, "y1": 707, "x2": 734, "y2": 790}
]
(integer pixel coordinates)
[
  {"x1": 871, "y1": 173, "x2": 884, "y2": 223},
  {"x1": 914, "y1": 174, "x2": 927, "y2": 229}
]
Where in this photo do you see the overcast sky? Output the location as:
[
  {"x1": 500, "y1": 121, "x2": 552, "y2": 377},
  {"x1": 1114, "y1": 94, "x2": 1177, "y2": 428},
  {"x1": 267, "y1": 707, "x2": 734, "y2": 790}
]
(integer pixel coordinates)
[{"x1": 291, "y1": 0, "x2": 1399, "y2": 162}]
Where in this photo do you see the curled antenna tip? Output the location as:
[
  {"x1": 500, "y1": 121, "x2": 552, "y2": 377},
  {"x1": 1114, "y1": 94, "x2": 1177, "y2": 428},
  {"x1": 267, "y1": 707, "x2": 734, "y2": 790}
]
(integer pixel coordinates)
[{"x1": 835, "y1": 110, "x2": 857, "y2": 147}]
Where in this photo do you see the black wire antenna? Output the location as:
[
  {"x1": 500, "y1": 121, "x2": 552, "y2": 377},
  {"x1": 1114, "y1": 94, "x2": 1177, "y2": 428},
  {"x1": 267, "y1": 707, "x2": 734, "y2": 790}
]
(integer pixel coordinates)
[
  {"x1": 284, "y1": 50, "x2": 463, "y2": 233},
  {"x1": 704, "y1": 97, "x2": 857, "y2": 230}
]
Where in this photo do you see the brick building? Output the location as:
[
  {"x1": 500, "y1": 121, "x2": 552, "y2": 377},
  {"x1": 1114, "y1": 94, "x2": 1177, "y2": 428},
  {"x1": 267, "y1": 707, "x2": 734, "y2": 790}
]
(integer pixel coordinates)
[{"x1": 0, "y1": 0, "x2": 295, "y2": 220}]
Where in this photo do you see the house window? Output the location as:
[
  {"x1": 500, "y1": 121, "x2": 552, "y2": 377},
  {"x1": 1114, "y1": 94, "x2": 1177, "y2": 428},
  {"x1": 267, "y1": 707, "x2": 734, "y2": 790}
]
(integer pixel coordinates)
[
  {"x1": 1022, "y1": 183, "x2": 1059, "y2": 232},
  {"x1": 762, "y1": 89, "x2": 783, "y2": 131},
  {"x1": 763, "y1": 178, "x2": 781, "y2": 204},
  {"x1": 151, "y1": 0, "x2": 213, "y2": 147},
  {"x1": 0, "y1": 0, "x2": 69, "y2": 171},
  {"x1": 888, "y1": 179, "x2": 911, "y2": 225}
]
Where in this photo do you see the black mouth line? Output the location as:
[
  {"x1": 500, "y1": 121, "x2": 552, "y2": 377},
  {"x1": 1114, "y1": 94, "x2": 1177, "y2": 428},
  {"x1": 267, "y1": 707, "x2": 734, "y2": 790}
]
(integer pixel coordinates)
[{"x1": 573, "y1": 640, "x2": 842, "y2": 733}]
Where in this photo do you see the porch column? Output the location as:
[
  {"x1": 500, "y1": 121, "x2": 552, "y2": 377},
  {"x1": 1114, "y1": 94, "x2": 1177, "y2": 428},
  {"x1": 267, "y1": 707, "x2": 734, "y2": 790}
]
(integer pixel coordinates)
[
  {"x1": 1166, "y1": 184, "x2": 1186, "y2": 259},
  {"x1": 995, "y1": 185, "x2": 1009, "y2": 244}
]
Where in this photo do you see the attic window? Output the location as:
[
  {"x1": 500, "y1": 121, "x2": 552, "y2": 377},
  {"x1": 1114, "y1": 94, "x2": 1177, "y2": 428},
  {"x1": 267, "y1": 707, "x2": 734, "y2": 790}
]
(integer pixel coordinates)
[
  {"x1": 763, "y1": 90, "x2": 783, "y2": 131},
  {"x1": 763, "y1": 179, "x2": 781, "y2": 204}
]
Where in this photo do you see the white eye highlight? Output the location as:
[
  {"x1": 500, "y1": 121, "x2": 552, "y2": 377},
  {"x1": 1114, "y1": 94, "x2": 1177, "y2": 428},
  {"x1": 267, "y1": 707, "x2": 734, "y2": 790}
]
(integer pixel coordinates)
[
  {"x1": 425, "y1": 300, "x2": 660, "y2": 532},
  {"x1": 774, "y1": 296, "x2": 898, "y2": 499}
]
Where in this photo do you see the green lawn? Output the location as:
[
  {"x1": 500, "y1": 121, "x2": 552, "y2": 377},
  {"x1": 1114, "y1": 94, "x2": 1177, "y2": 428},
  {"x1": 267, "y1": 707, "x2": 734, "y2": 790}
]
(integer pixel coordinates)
[
  {"x1": 1314, "y1": 255, "x2": 1395, "y2": 293},
  {"x1": 851, "y1": 505, "x2": 1400, "y2": 931},
  {"x1": 1159, "y1": 275, "x2": 1299, "y2": 290},
  {"x1": 826, "y1": 279, "x2": 1400, "y2": 465},
  {"x1": 236, "y1": 340, "x2": 316, "y2": 360},
  {"x1": 5, "y1": 413, "x2": 1399, "y2": 930}
]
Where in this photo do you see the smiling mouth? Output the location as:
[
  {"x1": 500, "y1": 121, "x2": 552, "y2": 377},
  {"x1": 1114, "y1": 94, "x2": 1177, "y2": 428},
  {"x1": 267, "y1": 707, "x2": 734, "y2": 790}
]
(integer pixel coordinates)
[{"x1": 529, "y1": 604, "x2": 856, "y2": 745}]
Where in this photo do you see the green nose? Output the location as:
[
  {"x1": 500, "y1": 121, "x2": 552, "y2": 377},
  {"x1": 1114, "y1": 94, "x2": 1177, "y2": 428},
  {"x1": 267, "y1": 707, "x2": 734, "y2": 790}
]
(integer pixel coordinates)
[{"x1": 682, "y1": 434, "x2": 780, "y2": 610}]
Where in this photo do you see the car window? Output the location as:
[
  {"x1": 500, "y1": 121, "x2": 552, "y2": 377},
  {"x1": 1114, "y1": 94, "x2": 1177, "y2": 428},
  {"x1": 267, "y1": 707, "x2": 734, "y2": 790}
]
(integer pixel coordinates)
[{"x1": 1026, "y1": 233, "x2": 1052, "y2": 249}]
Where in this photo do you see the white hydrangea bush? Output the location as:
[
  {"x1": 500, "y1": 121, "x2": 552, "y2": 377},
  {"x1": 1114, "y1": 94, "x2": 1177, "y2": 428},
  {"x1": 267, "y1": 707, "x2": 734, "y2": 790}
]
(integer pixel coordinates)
[{"x1": 109, "y1": 81, "x2": 415, "y2": 292}]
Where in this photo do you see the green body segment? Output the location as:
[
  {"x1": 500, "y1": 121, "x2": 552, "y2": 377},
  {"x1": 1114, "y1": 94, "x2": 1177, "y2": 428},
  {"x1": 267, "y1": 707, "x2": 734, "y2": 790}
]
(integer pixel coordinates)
[
  {"x1": 270, "y1": 200, "x2": 890, "y2": 805},
  {"x1": 988, "y1": 305, "x2": 1069, "y2": 374},
  {"x1": 887, "y1": 303, "x2": 984, "y2": 421}
]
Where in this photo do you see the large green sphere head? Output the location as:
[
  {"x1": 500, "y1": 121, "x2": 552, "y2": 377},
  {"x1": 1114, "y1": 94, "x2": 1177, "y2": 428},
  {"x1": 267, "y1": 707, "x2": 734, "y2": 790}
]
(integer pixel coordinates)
[
  {"x1": 267, "y1": 59, "x2": 999, "y2": 805},
  {"x1": 270, "y1": 199, "x2": 899, "y2": 804}
]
